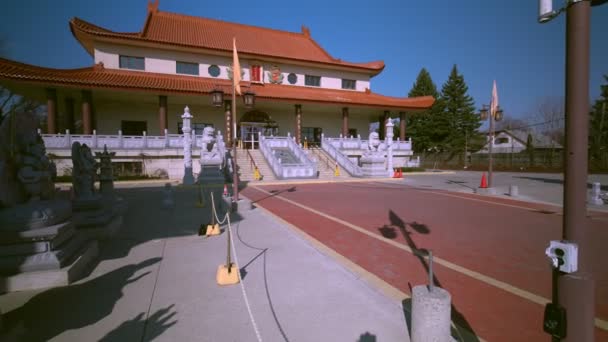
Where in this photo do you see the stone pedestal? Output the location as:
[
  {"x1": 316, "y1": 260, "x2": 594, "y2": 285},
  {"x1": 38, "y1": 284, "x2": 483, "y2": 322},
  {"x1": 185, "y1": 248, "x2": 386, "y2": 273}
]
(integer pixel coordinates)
[
  {"x1": 72, "y1": 196, "x2": 123, "y2": 240},
  {"x1": 198, "y1": 164, "x2": 226, "y2": 184},
  {"x1": 411, "y1": 285, "x2": 452, "y2": 342},
  {"x1": 360, "y1": 153, "x2": 388, "y2": 178},
  {"x1": 0, "y1": 200, "x2": 98, "y2": 292}
]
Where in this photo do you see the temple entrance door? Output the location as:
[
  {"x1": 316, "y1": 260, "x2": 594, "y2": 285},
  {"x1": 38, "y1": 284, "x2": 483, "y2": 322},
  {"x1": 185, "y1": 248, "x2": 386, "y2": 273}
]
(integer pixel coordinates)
[
  {"x1": 240, "y1": 123, "x2": 265, "y2": 149},
  {"x1": 238, "y1": 110, "x2": 278, "y2": 149}
]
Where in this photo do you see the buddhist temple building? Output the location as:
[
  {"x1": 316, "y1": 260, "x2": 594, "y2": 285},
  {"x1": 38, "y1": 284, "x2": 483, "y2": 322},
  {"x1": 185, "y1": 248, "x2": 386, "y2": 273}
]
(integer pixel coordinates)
[{"x1": 0, "y1": 0, "x2": 433, "y2": 145}]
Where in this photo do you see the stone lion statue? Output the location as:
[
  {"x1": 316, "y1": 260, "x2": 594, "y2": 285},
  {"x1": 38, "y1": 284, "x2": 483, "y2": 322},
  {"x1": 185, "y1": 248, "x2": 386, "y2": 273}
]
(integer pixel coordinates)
[
  {"x1": 368, "y1": 132, "x2": 381, "y2": 152},
  {"x1": 201, "y1": 126, "x2": 216, "y2": 152}
]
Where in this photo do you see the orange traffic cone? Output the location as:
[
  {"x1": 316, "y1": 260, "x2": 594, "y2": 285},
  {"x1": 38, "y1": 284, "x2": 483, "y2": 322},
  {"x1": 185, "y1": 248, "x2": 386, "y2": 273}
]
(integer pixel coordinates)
[
  {"x1": 479, "y1": 173, "x2": 488, "y2": 188},
  {"x1": 399, "y1": 168, "x2": 403, "y2": 178},
  {"x1": 223, "y1": 184, "x2": 229, "y2": 197},
  {"x1": 393, "y1": 168, "x2": 399, "y2": 178}
]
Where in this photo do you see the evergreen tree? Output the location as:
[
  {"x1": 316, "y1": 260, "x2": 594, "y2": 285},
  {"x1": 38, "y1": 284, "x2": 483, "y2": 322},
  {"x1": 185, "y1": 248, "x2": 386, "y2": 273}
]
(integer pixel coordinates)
[
  {"x1": 439, "y1": 64, "x2": 481, "y2": 154},
  {"x1": 405, "y1": 68, "x2": 442, "y2": 153},
  {"x1": 589, "y1": 75, "x2": 608, "y2": 167}
]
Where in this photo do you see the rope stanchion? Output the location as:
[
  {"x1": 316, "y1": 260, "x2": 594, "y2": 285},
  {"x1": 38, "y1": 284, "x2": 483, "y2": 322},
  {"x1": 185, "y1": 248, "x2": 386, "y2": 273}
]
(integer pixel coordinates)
[
  {"x1": 203, "y1": 190, "x2": 221, "y2": 236},
  {"x1": 208, "y1": 192, "x2": 262, "y2": 341}
]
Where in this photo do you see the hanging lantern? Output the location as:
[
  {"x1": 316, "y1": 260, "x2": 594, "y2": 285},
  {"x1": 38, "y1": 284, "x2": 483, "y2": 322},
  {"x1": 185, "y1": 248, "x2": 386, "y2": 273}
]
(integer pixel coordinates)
[
  {"x1": 243, "y1": 90, "x2": 256, "y2": 108},
  {"x1": 210, "y1": 87, "x2": 224, "y2": 107}
]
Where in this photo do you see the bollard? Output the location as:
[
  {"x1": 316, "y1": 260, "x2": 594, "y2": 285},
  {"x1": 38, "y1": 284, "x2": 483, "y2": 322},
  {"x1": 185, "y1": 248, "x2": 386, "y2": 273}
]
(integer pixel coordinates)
[
  {"x1": 411, "y1": 249, "x2": 452, "y2": 342},
  {"x1": 411, "y1": 285, "x2": 452, "y2": 342},
  {"x1": 590, "y1": 182, "x2": 604, "y2": 205},
  {"x1": 509, "y1": 185, "x2": 519, "y2": 197}
]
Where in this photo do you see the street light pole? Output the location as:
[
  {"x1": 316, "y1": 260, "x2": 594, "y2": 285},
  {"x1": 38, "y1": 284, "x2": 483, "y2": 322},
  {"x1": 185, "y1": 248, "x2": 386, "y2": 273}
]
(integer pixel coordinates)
[
  {"x1": 479, "y1": 102, "x2": 503, "y2": 189},
  {"x1": 539, "y1": 0, "x2": 598, "y2": 340},
  {"x1": 561, "y1": 2, "x2": 594, "y2": 340}
]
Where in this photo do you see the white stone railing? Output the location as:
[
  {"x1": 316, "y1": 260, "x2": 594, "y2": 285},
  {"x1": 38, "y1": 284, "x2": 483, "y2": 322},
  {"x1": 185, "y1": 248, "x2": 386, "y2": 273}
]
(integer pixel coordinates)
[
  {"x1": 325, "y1": 134, "x2": 413, "y2": 151},
  {"x1": 259, "y1": 134, "x2": 317, "y2": 179},
  {"x1": 321, "y1": 136, "x2": 363, "y2": 177},
  {"x1": 41, "y1": 129, "x2": 217, "y2": 150}
]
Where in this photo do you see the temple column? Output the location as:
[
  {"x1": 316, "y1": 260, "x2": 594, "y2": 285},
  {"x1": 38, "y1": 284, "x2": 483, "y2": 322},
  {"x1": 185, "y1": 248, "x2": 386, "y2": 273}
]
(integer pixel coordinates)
[
  {"x1": 295, "y1": 104, "x2": 302, "y2": 144},
  {"x1": 81, "y1": 90, "x2": 93, "y2": 134},
  {"x1": 45, "y1": 88, "x2": 57, "y2": 134},
  {"x1": 399, "y1": 111, "x2": 406, "y2": 141},
  {"x1": 64, "y1": 97, "x2": 75, "y2": 133},
  {"x1": 379, "y1": 111, "x2": 390, "y2": 140},
  {"x1": 342, "y1": 107, "x2": 349, "y2": 137},
  {"x1": 159, "y1": 95, "x2": 168, "y2": 134},
  {"x1": 224, "y1": 100, "x2": 232, "y2": 147}
]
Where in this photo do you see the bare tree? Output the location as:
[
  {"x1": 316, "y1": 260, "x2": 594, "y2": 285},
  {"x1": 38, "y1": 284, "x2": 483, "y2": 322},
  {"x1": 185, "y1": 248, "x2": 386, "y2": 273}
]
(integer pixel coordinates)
[
  {"x1": 494, "y1": 117, "x2": 529, "y2": 132},
  {"x1": 0, "y1": 38, "x2": 44, "y2": 126},
  {"x1": 531, "y1": 96, "x2": 565, "y2": 145},
  {"x1": 528, "y1": 96, "x2": 565, "y2": 167}
]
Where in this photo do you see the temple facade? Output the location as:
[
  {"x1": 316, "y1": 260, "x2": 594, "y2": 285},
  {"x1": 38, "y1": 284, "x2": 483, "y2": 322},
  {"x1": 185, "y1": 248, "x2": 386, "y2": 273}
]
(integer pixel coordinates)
[{"x1": 0, "y1": 0, "x2": 432, "y2": 146}]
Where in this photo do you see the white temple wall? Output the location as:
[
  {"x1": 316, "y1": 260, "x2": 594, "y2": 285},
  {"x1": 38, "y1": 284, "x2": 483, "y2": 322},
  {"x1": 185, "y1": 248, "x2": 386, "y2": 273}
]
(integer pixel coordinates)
[{"x1": 93, "y1": 42, "x2": 372, "y2": 91}]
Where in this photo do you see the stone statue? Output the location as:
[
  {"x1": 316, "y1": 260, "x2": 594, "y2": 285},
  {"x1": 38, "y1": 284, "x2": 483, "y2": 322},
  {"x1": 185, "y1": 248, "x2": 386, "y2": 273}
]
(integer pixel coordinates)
[
  {"x1": 201, "y1": 126, "x2": 216, "y2": 152},
  {"x1": 71, "y1": 142, "x2": 98, "y2": 200},
  {"x1": 0, "y1": 113, "x2": 56, "y2": 208},
  {"x1": 367, "y1": 132, "x2": 381, "y2": 152},
  {"x1": 0, "y1": 112, "x2": 98, "y2": 290},
  {"x1": 198, "y1": 127, "x2": 224, "y2": 183},
  {"x1": 0, "y1": 111, "x2": 71, "y2": 232},
  {"x1": 95, "y1": 145, "x2": 116, "y2": 196}
]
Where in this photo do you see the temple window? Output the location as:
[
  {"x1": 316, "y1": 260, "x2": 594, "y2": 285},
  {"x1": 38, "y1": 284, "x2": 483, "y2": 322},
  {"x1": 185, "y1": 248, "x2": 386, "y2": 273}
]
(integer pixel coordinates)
[
  {"x1": 208, "y1": 65, "x2": 220, "y2": 77},
  {"x1": 342, "y1": 79, "x2": 356, "y2": 90},
  {"x1": 119, "y1": 56, "x2": 145, "y2": 70},
  {"x1": 176, "y1": 61, "x2": 199, "y2": 76},
  {"x1": 250, "y1": 65, "x2": 262, "y2": 82},
  {"x1": 305, "y1": 75, "x2": 321, "y2": 87},
  {"x1": 287, "y1": 73, "x2": 298, "y2": 84}
]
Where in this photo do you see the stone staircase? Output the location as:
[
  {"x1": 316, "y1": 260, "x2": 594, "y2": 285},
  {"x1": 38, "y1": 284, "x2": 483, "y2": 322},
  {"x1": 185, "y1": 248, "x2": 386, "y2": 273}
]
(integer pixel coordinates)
[
  {"x1": 307, "y1": 147, "x2": 355, "y2": 180},
  {"x1": 235, "y1": 148, "x2": 277, "y2": 182}
]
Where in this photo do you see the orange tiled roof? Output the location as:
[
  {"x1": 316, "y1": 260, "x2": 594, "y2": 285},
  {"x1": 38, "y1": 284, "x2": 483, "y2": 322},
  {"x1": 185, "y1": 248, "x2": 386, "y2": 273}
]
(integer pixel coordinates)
[
  {"x1": 69, "y1": 4, "x2": 385, "y2": 74},
  {"x1": 0, "y1": 58, "x2": 433, "y2": 110}
]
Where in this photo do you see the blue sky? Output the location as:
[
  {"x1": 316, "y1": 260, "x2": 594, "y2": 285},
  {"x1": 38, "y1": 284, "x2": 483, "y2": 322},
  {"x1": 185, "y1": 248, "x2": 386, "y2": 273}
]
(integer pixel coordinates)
[{"x1": 1, "y1": 0, "x2": 607, "y2": 121}]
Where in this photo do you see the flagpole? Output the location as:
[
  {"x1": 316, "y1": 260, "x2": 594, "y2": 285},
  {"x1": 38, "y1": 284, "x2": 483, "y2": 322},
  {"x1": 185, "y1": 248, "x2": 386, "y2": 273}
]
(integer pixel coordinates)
[{"x1": 232, "y1": 79, "x2": 239, "y2": 203}]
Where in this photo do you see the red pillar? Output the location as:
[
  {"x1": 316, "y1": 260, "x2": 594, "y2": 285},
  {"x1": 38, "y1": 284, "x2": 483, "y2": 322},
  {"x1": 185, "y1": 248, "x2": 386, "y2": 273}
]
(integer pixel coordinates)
[
  {"x1": 159, "y1": 95, "x2": 168, "y2": 134},
  {"x1": 399, "y1": 112, "x2": 406, "y2": 141},
  {"x1": 45, "y1": 88, "x2": 57, "y2": 134},
  {"x1": 64, "y1": 97, "x2": 75, "y2": 133},
  {"x1": 295, "y1": 104, "x2": 302, "y2": 144},
  {"x1": 342, "y1": 107, "x2": 349, "y2": 137},
  {"x1": 81, "y1": 90, "x2": 92, "y2": 134}
]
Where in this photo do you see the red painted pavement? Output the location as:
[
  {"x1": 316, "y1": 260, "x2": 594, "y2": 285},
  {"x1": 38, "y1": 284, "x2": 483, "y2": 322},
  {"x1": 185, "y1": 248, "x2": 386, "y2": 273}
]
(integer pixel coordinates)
[{"x1": 241, "y1": 182, "x2": 608, "y2": 342}]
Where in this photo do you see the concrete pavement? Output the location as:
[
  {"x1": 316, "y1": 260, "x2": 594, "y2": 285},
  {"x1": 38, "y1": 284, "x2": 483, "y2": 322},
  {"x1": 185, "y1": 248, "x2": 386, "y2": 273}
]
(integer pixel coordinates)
[
  {"x1": 392, "y1": 171, "x2": 608, "y2": 210},
  {"x1": 0, "y1": 184, "x2": 409, "y2": 341}
]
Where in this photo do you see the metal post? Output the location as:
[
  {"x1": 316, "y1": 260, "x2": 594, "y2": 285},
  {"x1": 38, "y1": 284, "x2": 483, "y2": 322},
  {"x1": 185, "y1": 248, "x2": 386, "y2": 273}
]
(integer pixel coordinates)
[{"x1": 560, "y1": 1, "x2": 594, "y2": 340}]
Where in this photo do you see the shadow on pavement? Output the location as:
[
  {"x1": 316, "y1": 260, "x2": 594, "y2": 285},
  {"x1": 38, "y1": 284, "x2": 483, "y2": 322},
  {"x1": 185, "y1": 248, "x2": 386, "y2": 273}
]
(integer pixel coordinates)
[
  {"x1": 357, "y1": 331, "x2": 377, "y2": 341},
  {"x1": 1, "y1": 257, "x2": 163, "y2": 342},
  {"x1": 380, "y1": 210, "x2": 480, "y2": 342},
  {"x1": 250, "y1": 186, "x2": 297, "y2": 205},
  {"x1": 235, "y1": 220, "x2": 290, "y2": 342},
  {"x1": 99, "y1": 304, "x2": 177, "y2": 342},
  {"x1": 446, "y1": 180, "x2": 477, "y2": 191}
]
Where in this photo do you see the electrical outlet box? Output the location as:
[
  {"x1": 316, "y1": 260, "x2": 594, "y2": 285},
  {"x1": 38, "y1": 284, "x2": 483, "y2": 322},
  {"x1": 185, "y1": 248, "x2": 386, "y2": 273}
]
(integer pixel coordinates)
[{"x1": 545, "y1": 240, "x2": 578, "y2": 273}]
